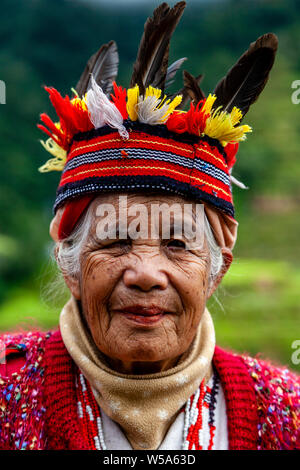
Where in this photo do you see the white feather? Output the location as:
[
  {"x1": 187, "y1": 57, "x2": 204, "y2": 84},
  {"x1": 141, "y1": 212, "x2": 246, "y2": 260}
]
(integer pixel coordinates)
[
  {"x1": 137, "y1": 96, "x2": 170, "y2": 125},
  {"x1": 230, "y1": 175, "x2": 248, "y2": 189},
  {"x1": 86, "y1": 76, "x2": 128, "y2": 139}
]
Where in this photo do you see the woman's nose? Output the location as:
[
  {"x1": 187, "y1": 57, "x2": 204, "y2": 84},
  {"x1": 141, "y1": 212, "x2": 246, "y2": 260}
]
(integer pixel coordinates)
[{"x1": 123, "y1": 258, "x2": 169, "y2": 292}]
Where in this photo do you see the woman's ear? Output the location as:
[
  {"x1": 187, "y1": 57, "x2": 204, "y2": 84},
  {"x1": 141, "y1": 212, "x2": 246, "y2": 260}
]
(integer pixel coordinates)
[
  {"x1": 50, "y1": 207, "x2": 65, "y2": 242},
  {"x1": 54, "y1": 243, "x2": 81, "y2": 300},
  {"x1": 62, "y1": 272, "x2": 81, "y2": 300},
  {"x1": 207, "y1": 247, "x2": 233, "y2": 298}
]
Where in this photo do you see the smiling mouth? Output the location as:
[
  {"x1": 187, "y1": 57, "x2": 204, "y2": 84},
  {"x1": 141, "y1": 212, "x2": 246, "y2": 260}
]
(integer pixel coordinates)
[{"x1": 113, "y1": 306, "x2": 170, "y2": 325}]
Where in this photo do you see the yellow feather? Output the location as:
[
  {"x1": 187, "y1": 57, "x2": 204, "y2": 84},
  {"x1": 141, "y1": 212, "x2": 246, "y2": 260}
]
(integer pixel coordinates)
[
  {"x1": 127, "y1": 85, "x2": 140, "y2": 121},
  {"x1": 201, "y1": 94, "x2": 217, "y2": 114},
  {"x1": 71, "y1": 87, "x2": 79, "y2": 98},
  {"x1": 204, "y1": 104, "x2": 252, "y2": 146},
  {"x1": 70, "y1": 95, "x2": 88, "y2": 111},
  {"x1": 38, "y1": 138, "x2": 67, "y2": 172},
  {"x1": 145, "y1": 86, "x2": 161, "y2": 100},
  {"x1": 230, "y1": 106, "x2": 243, "y2": 126},
  {"x1": 160, "y1": 95, "x2": 183, "y2": 121}
]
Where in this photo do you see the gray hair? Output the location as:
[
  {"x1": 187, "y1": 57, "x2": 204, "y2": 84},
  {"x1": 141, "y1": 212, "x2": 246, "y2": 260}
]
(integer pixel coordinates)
[{"x1": 56, "y1": 202, "x2": 223, "y2": 282}]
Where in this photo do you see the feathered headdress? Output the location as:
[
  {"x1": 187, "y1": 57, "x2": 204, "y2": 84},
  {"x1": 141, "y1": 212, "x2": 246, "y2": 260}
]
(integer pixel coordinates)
[{"x1": 38, "y1": 1, "x2": 278, "y2": 238}]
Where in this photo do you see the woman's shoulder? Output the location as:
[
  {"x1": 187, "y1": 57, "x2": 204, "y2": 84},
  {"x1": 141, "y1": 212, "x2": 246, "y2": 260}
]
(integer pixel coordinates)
[
  {"x1": 0, "y1": 329, "x2": 55, "y2": 450},
  {"x1": 0, "y1": 329, "x2": 54, "y2": 378},
  {"x1": 0, "y1": 329, "x2": 50, "y2": 347},
  {"x1": 214, "y1": 346, "x2": 299, "y2": 449},
  {"x1": 240, "y1": 352, "x2": 300, "y2": 390},
  {"x1": 241, "y1": 353, "x2": 299, "y2": 449},
  {"x1": 214, "y1": 344, "x2": 299, "y2": 390}
]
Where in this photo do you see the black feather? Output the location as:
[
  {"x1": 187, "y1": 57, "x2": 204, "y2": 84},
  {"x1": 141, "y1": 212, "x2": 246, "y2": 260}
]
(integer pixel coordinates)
[
  {"x1": 213, "y1": 33, "x2": 278, "y2": 117},
  {"x1": 130, "y1": 2, "x2": 186, "y2": 94},
  {"x1": 165, "y1": 57, "x2": 187, "y2": 89},
  {"x1": 182, "y1": 70, "x2": 205, "y2": 104},
  {"x1": 170, "y1": 72, "x2": 204, "y2": 110},
  {"x1": 76, "y1": 40, "x2": 119, "y2": 97}
]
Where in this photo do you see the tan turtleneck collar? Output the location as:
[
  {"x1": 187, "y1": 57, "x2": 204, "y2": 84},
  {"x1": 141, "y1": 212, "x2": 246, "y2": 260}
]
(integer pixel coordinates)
[{"x1": 60, "y1": 297, "x2": 215, "y2": 450}]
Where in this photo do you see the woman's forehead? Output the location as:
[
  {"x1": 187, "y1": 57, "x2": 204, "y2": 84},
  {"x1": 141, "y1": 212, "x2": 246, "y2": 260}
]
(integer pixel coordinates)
[
  {"x1": 86, "y1": 192, "x2": 205, "y2": 247},
  {"x1": 90, "y1": 192, "x2": 198, "y2": 207},
  {"x1": 88, "y1": 193, "x2": 205, "y2": 226}
]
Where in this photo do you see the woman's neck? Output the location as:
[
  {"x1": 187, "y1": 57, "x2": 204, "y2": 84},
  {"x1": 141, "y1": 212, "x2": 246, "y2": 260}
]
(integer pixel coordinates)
[{"x1": 103, "y1": 355, "x2": 182, "y2": 375}]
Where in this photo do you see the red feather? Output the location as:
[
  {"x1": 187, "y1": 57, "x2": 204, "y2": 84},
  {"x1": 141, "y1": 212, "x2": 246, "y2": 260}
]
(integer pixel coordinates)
[
  {"x1": 37, "y1": 123, "x2": 62, "y2": 146},
  {"x1": 166, "y1": 99, "x2": 209, "y2": 136},
  {"x1": 38, "y1": 87, "x2": 93, "y2": 150},
  {"x1": 111, "y1": 82, "x2": 128, "y2": 119},
  {"x1": 224, "y1": 142, "x2": 239, "y2": 170},
  {"x1": 166, "y1": 111, "x2": 187, "y2": 134},
  {"x1": 38, "y1": 114, "x2": 67, "y2": 148}
]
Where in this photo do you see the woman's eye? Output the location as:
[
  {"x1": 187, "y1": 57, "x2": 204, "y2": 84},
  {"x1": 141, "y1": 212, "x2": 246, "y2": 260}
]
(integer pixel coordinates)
[
  {"x1": 106, "y1": 239, "x2": 131, "y2": 249},
  {"x1": 167, "y1": 239, "x2": 186, "y2": 249}
]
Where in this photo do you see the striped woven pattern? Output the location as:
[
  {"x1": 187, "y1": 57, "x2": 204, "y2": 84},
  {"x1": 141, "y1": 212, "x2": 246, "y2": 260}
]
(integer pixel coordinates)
[
  {"x1": 54, "y1": 122, "x2": 234, "y2": 216},
  {"x1": 1, "y1": 330, "x2": 299, "y2": 449}
]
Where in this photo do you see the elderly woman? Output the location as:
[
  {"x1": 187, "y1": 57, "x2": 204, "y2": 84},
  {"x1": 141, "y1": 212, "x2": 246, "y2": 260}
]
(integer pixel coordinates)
[{"x1": 0, "y1": 2, "x2": 299, "y2": 451}]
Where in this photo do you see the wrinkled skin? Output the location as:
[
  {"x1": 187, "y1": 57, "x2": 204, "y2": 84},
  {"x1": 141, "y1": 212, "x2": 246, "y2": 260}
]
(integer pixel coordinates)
[{"x1": 61, "y1": 193, "x2": 232, "y2": 374}]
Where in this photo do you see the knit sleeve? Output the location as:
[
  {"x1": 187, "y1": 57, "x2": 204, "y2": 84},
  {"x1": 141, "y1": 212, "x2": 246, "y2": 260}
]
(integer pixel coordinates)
[
  {"x1": 0, "y1": 334, "x2": 27, "y2": 378},
  {"x1": 241, "y1": 355, "x2": 300, "y2": 450},
  {"x1": 0, "y1": 330, "x2": 50, "y2": 450}
]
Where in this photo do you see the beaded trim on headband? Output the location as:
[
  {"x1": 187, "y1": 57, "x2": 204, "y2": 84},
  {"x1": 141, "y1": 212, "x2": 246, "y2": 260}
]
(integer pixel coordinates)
[
  {"x1": 38, "y1": 81, "x2": 249, "y2": 217},
  {"x1": 37, "y1": 2, "x2": 278, "y2": 218},
  {"x1": 53, "y1": 121, "x2": 237, "y2": 216}
]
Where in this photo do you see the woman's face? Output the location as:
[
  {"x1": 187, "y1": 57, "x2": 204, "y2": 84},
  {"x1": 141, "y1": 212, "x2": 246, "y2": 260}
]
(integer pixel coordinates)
[{"x1": 64, "y1": 193, "x2": 231, "y2": 374}]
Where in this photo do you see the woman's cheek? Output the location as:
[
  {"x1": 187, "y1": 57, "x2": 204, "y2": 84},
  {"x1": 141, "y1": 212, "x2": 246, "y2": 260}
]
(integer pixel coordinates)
[
  {"x1": 180, "y1": 270, "x2": 209, "y2": 332},
  {"x1": 81, "y1": 254, "x2": 124, "y2": 327},
  {"x1": 175, "y1": 261, "x2": 209, "y2": 304},
  {"x1": 82, "y1": 253, "x2": 113, "y2": 291}
]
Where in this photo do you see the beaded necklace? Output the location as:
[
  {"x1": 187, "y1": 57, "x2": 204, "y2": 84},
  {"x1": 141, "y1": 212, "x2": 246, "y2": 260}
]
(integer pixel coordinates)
[{"x1": 75, "y1": 368, "x2": 219, "y2": 450}]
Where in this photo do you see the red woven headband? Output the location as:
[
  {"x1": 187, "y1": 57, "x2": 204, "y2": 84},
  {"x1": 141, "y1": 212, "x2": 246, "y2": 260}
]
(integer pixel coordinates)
[{"x1": 37, "y1": 3, "x2": 277, "y2": 245}]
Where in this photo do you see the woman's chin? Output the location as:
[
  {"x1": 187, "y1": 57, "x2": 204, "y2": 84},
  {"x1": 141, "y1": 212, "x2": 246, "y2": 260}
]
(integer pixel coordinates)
[{"x1": 104, "y1": 335, "x2": 174, "y2": 367}]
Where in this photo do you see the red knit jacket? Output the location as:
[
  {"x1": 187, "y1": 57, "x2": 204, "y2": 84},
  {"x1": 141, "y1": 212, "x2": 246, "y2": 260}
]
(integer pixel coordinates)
[{"x1": 0, "y1": 329, "x2": 299, "y2": 450}]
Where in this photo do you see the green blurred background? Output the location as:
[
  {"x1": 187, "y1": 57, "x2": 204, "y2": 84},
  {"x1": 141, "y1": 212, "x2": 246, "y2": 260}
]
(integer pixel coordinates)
[{"x1": 0, "y1": 0, "x2": 299, "y2": 370}]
